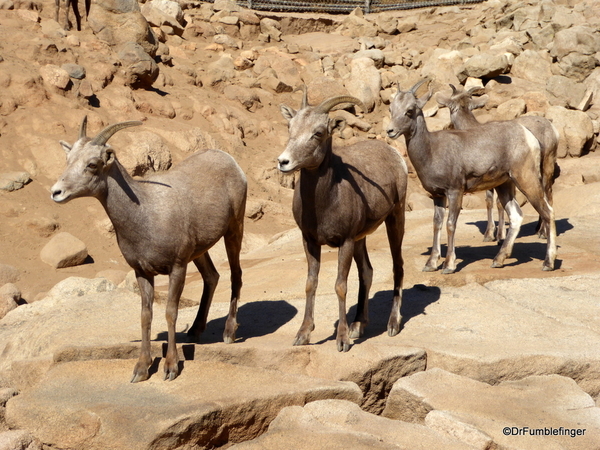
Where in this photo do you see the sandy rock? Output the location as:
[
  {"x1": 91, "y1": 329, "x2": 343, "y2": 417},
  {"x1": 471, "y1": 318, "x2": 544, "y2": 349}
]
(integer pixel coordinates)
[
  {"x1": 25, "y1": 216, "x2": 59, "y2": 237},
  {"x1": 0, "y1": 430, "x2": 42, "y2": 450},
  {"x1": 39, "y1": 64, "x2": 70, "y2": 90},
  {"x1": 352, "y1": 49, "x2": 385, "y2": 68},
  {"x1": 545, "y1": 106, "x2": 594, "y2": 157},
  {"x1": 6, "y1": 360, "x2": 362, "y2": 450},
  {"x1": 202, "y1": 54, "x2": 236, "y2": 86},
  {"x1": 40, "y1": 232, "x2": 88, "y2": 269},
  {"x1": 224, "y1": 85, "x2": 260, "y2": 111},
  {"x1": 260, "y1": 17, "x2": 281, "y2": 42},
  {"x1": 557, "y1": 52, "x2": 598, "y2": 82},
  {"x1": 117, "y1": 42, "x2": 159, "y2": 88},
  {"x1": 213, "y1": 33, "x2": 240, "y2": 49},
  {"x1": 546, "y1": 74, "x2": 587, "y2": 108},
  {"x1": 0, "y1": 171, "x2": 30, "y2": 191},
  {"x1": 118, "y1": 131, "x2": 172, "y2": 176},
  {"x1": 141, "y1": 2, "x2": 184, "y2": 35},
  {"x1": 459, "y1": 52, "x2": 510, "y2": 81},
  {"x1": 305, "y1": 77, "x2": 351, "y2": 107},
  {"x1": 61, "y1": 63, "x2": 85, "y2": 80},
  {"x1": 147, "y1": 0, "x2": 183, "y2": 25},
  {"x1": 511, "y1": 49, "x2": 553, "y2": 83},
  {"x1": 268, "y1": 54, "x2": 302, "y2": 88},
  {"x1": 345, "y1": 57, "x2": 381, "y2": 113},
  {"x1": 283, "y1": 32, "x2": 359, "y2": 55},
  {"x1": 496, "y1": 98, "x2": 526, "y2": 120},
  {"x1": 232, "y1": 399, "x2": 473, "y2": 450},
  {"x1": 89, "y1": 0, "x2": 158, "y2": 57},
  {"x1": 0, "y1": 283, "x2": 19, "y2": 319},
  {"x1": 383, "y1": 369, "x2": 600, "y2": 450},
  {"x1": 550, "y1": 26, "x2": 600, "y2": 61},
  {"x1": 338, "y1": 10, "x2": 378, "y2": 38}
]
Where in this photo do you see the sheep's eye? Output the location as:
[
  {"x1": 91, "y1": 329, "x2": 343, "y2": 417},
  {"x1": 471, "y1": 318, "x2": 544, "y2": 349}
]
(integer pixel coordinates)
[
  {"x1": 87, "y1": 162, "x2": 98, "y2": 171},
  {"x1": 405, "y1": 109, "x2": 414, "y2": 118},
  {"x1": 312, "y1": 131, "x2": 323, "y2": 140}
]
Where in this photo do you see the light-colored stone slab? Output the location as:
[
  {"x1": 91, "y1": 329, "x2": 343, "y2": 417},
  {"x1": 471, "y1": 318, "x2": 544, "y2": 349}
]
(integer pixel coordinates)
[
  {"x1": 231, "y1": 399, "x2": 474, "y2": 450},
  {"x1": 6, "y1": 360, "x2": 362, "y2": 450},
  {"x1": 383, "y1": 368, "x2": 600, "y2": 450}
]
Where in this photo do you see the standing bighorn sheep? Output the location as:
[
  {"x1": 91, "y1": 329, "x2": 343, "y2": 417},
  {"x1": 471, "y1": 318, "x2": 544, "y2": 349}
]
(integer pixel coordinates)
[
  {"x1": 278, "y1": 89, "x2": 408, "y2": 352},
  {"x1": 51, "y1": 117, "x2": 247, "y2": 382},
  {"x1": 437, "y1": 85, "x2": 559, "y2": 241},
  {"x1": 387, "y1": 80, "x2": 557, "y2": 273}
]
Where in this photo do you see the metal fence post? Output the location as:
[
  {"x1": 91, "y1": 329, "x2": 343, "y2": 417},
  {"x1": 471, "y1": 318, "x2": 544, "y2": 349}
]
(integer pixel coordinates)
[{"x1": 365, "y1": 0, "x2": 371, "y2": 14}]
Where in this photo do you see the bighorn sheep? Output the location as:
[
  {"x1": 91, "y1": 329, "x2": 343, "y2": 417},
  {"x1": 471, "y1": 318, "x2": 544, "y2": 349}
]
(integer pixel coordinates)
[
  {"x1": 278, "y1": 89, "x2": 408, "y2": 352},
  {"x1": 56, "y1": 0, "x2": 90, "y2": 31},
  {"x1": 437, "y1": 85, "x2": 559, "y2": 241},
  {"x1": 51, "y1": 117, "x2": 247, "y2": 382},
  {"x1": 387, "y1": 80, "x2": 556, "y2": 273}
]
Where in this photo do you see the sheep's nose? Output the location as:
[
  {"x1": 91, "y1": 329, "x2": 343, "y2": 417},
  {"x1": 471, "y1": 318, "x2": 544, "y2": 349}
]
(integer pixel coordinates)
[{"x1": 277, "y1": 157, "x2": 290, "y2": 172}]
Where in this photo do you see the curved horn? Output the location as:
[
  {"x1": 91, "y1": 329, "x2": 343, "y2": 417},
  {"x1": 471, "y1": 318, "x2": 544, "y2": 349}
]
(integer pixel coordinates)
[
  {"x1": 90, "y1": 121, "x2": 143, "y2": 146},
  {"x1": 449, "y1": 84, "x2": 459, "y2": 96},
  {"x1": 409, "y1": 78, "x2": 430, "y2": 95},
  {"x1": 294, "y1": 85, "x2": 309, "y2": 109},
  {"x1": 467, "y1": 86, "x2": 484, "y2": 96},
  {"x1": 79, "y1": 116, "x2": 88, "y2": 140},
  {"x1": 314, "y1": 95, "x2": 364, "y2": 114}
]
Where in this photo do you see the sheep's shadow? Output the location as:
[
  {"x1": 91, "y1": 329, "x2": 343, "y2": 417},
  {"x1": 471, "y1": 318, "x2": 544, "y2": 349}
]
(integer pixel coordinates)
[
  {"x1": 467, "y1": 217, "x2": 573, "y2": 238},
  {"x1": 421, "y1": 241, "x2": 563, "y2": 273},
  {"x1": 315, "y1": 284, "x2": 441, "y2": 346},
  {"x1": 156, "y1": 300, "x2": 298, "y2": 346}
]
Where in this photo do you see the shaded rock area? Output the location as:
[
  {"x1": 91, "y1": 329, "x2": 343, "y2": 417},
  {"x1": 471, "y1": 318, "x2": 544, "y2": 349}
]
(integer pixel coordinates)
[{"x1": 1, "y1": 0, "x2": 600, "y2": 448}]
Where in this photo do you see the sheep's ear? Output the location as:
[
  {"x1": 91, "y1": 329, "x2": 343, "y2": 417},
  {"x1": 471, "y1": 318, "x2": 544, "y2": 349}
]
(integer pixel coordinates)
[
  {"x1": 103, "y1": 147, "x2": 115, "y2": 166},
  {"x1": 417, "y1": 89, "x2": 433, "y2": 109},
  {"x1": 329, "y1": 116, "x2": 346, "y2": 135},
  {"x1": 280, "y1": 105, "x2": 296, "y2": 122},
  {"x1": 470, "y1": 94, "x2": 489, "y2": 110},
  {"x1": 59, "y1": 140, "x2": 73, "y2": 154},
  {"x1": 436, "y1": 92, "x2": 451, "y2": 107}
]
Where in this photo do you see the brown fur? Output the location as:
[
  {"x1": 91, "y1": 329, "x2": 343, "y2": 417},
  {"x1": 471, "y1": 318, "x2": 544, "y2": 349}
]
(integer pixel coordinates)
[
  {"x1": 278, "y1": 94, "x2": 408, "y2": 351},
  {"x1": 51, "y1": 118, "x2": 247, "y2": 382}
]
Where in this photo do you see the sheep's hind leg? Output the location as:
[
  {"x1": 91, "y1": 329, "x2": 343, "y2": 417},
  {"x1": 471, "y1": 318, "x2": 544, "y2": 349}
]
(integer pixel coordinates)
[
  {"x1": 491, "y1": 183, "x2": 523, "y2": 268},
  {"x1": 294, "y1": 236, "x2": 320, "y2": 346},
  {"x1": 164, "y1": 265, "x2": 187, "y2": 381},
  {"x1": 423, "y1": 196, "x2": 446, "y2": 272},
  {"x1": 223, "y1": 222, "x2": 244, "y2": 344},
  {"x1": 131, "y1": 272, "x2": 155, "y2": 383},
  {"x1": 349, "y1": 238, "x2": 372, "y2": 339},
  {"x1": 187, "y1": 252, "x2": 219, "y2": 343},
  {"x1": 384, "y1": 204, "x2": 405, "y2": 336},
  {"x1": 441, "y1": 190, "x2": 463, "y2": 274}
]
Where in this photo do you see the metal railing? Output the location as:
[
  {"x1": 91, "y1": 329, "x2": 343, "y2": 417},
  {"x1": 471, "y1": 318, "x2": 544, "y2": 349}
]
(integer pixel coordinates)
[{"x1": 235, "y1": 0, "x2": 484, "y2": 14}]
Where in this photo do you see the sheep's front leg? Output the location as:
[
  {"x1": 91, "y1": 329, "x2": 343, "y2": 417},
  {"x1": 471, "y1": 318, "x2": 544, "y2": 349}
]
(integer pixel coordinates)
[
  {"x1": 349, "y1": 238, "x2": 372, "y2": 339},
  {"x1": 294, "y1": 236, "x2": 321, "y2": 346},
  {"x1": 335, "y1": 239, "x2": 355, "y2": 352},
  {"x1": 423, "y1": 196, "x2": 446, "y2": 272},
  {"x1": 442, "y1": 190, "x2": 463, "y2": 274},
  {"x1": 164, "y1": 265, "x2": 187, "y2": 381},
  {"x1": 131, "y1": 272, "x2": 154, "y2": 383}
]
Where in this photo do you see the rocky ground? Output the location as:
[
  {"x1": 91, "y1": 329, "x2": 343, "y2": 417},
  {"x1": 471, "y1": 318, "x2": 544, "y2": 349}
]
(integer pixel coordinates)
[{"x1": 1, "y1": 0, "x2": 600, "y2": 448}]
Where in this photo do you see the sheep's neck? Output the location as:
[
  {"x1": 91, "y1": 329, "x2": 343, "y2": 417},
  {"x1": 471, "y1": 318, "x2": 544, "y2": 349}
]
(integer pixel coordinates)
[
  {"x1": 404, "y1": 113, "x2": 434, "y2": 172},
  {"x1": 99, "y1": 160, "x2": 147, "y2": 233},
  {"x1": 453, "y1": 110, "x2": 480, "y2": 129}
]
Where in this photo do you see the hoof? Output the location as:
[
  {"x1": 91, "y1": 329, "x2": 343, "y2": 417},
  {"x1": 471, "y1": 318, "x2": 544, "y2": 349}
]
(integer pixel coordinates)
[
  {"x1": 293, "y1": 335, "x2": 310, "y2": 346},
  {"x1": 422, "y1": 265, "x2": 438, "y2": 272},
  {"x1": 387, "y1": 324, "x2": 400, "y2": 337},
  {"x1": 163, "y1": 367, "x2": 179, "y2": 381},
  {"x1": 441, "y1": 267, "x2": 455, "y2": 275},
  {"x1": 223, "y1": 334, "x2": 236, "y2": 344},
  {"x1": 130, "y1": 370, "x2": 149, "y2": 384},
  {"x1": 337, "y1": 340, "x2": 351, "y2": 352},
  {"x1": 542, "y1": 264, "x2": 555, "y2": 271},
  {"x1": 491, "y1": 261, "x2": 504, "y2": 268},
  {"x1": 348, "y1": 322, "x2": 365, "y2": 339},
  {"x1": 483, "y1": 236, "x2": 495, "y2": 243}
]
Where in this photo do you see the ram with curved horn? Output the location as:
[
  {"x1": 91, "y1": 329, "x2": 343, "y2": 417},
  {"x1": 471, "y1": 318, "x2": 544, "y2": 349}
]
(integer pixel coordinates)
[
  {"x1": 387, "y1": 79, "x2": 556, "y2": 273},
  {"x1": 51, "y1": 117, "x2": 247, "y2": 382},
  {"x1": 278, "y1": 88, "x2": 408, "y2": 352}
]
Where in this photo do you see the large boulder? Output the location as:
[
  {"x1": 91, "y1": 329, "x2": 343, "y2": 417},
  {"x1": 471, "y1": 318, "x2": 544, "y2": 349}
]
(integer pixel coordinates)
[
  {"x1": 344, "y1": 57, "x2": 381, "y2": 113},
  {"x1": 545, "y1": 106, "x2": 594, "y2": 157},
  {"x1": 89, "y1": 0, "x2": 158, "y2": 56},
  {"x1": 117, "y1": 42, "x2": 159, "y2": 88}
]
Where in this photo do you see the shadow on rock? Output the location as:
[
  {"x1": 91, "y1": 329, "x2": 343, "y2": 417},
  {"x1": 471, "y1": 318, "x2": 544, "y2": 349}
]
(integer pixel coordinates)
[
  {"x1": 318, "y1": 284, "x2": 442, "y2": 346},
  {"x1": 157, "y1": 300, "x2": 298, "y2": 346}
]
